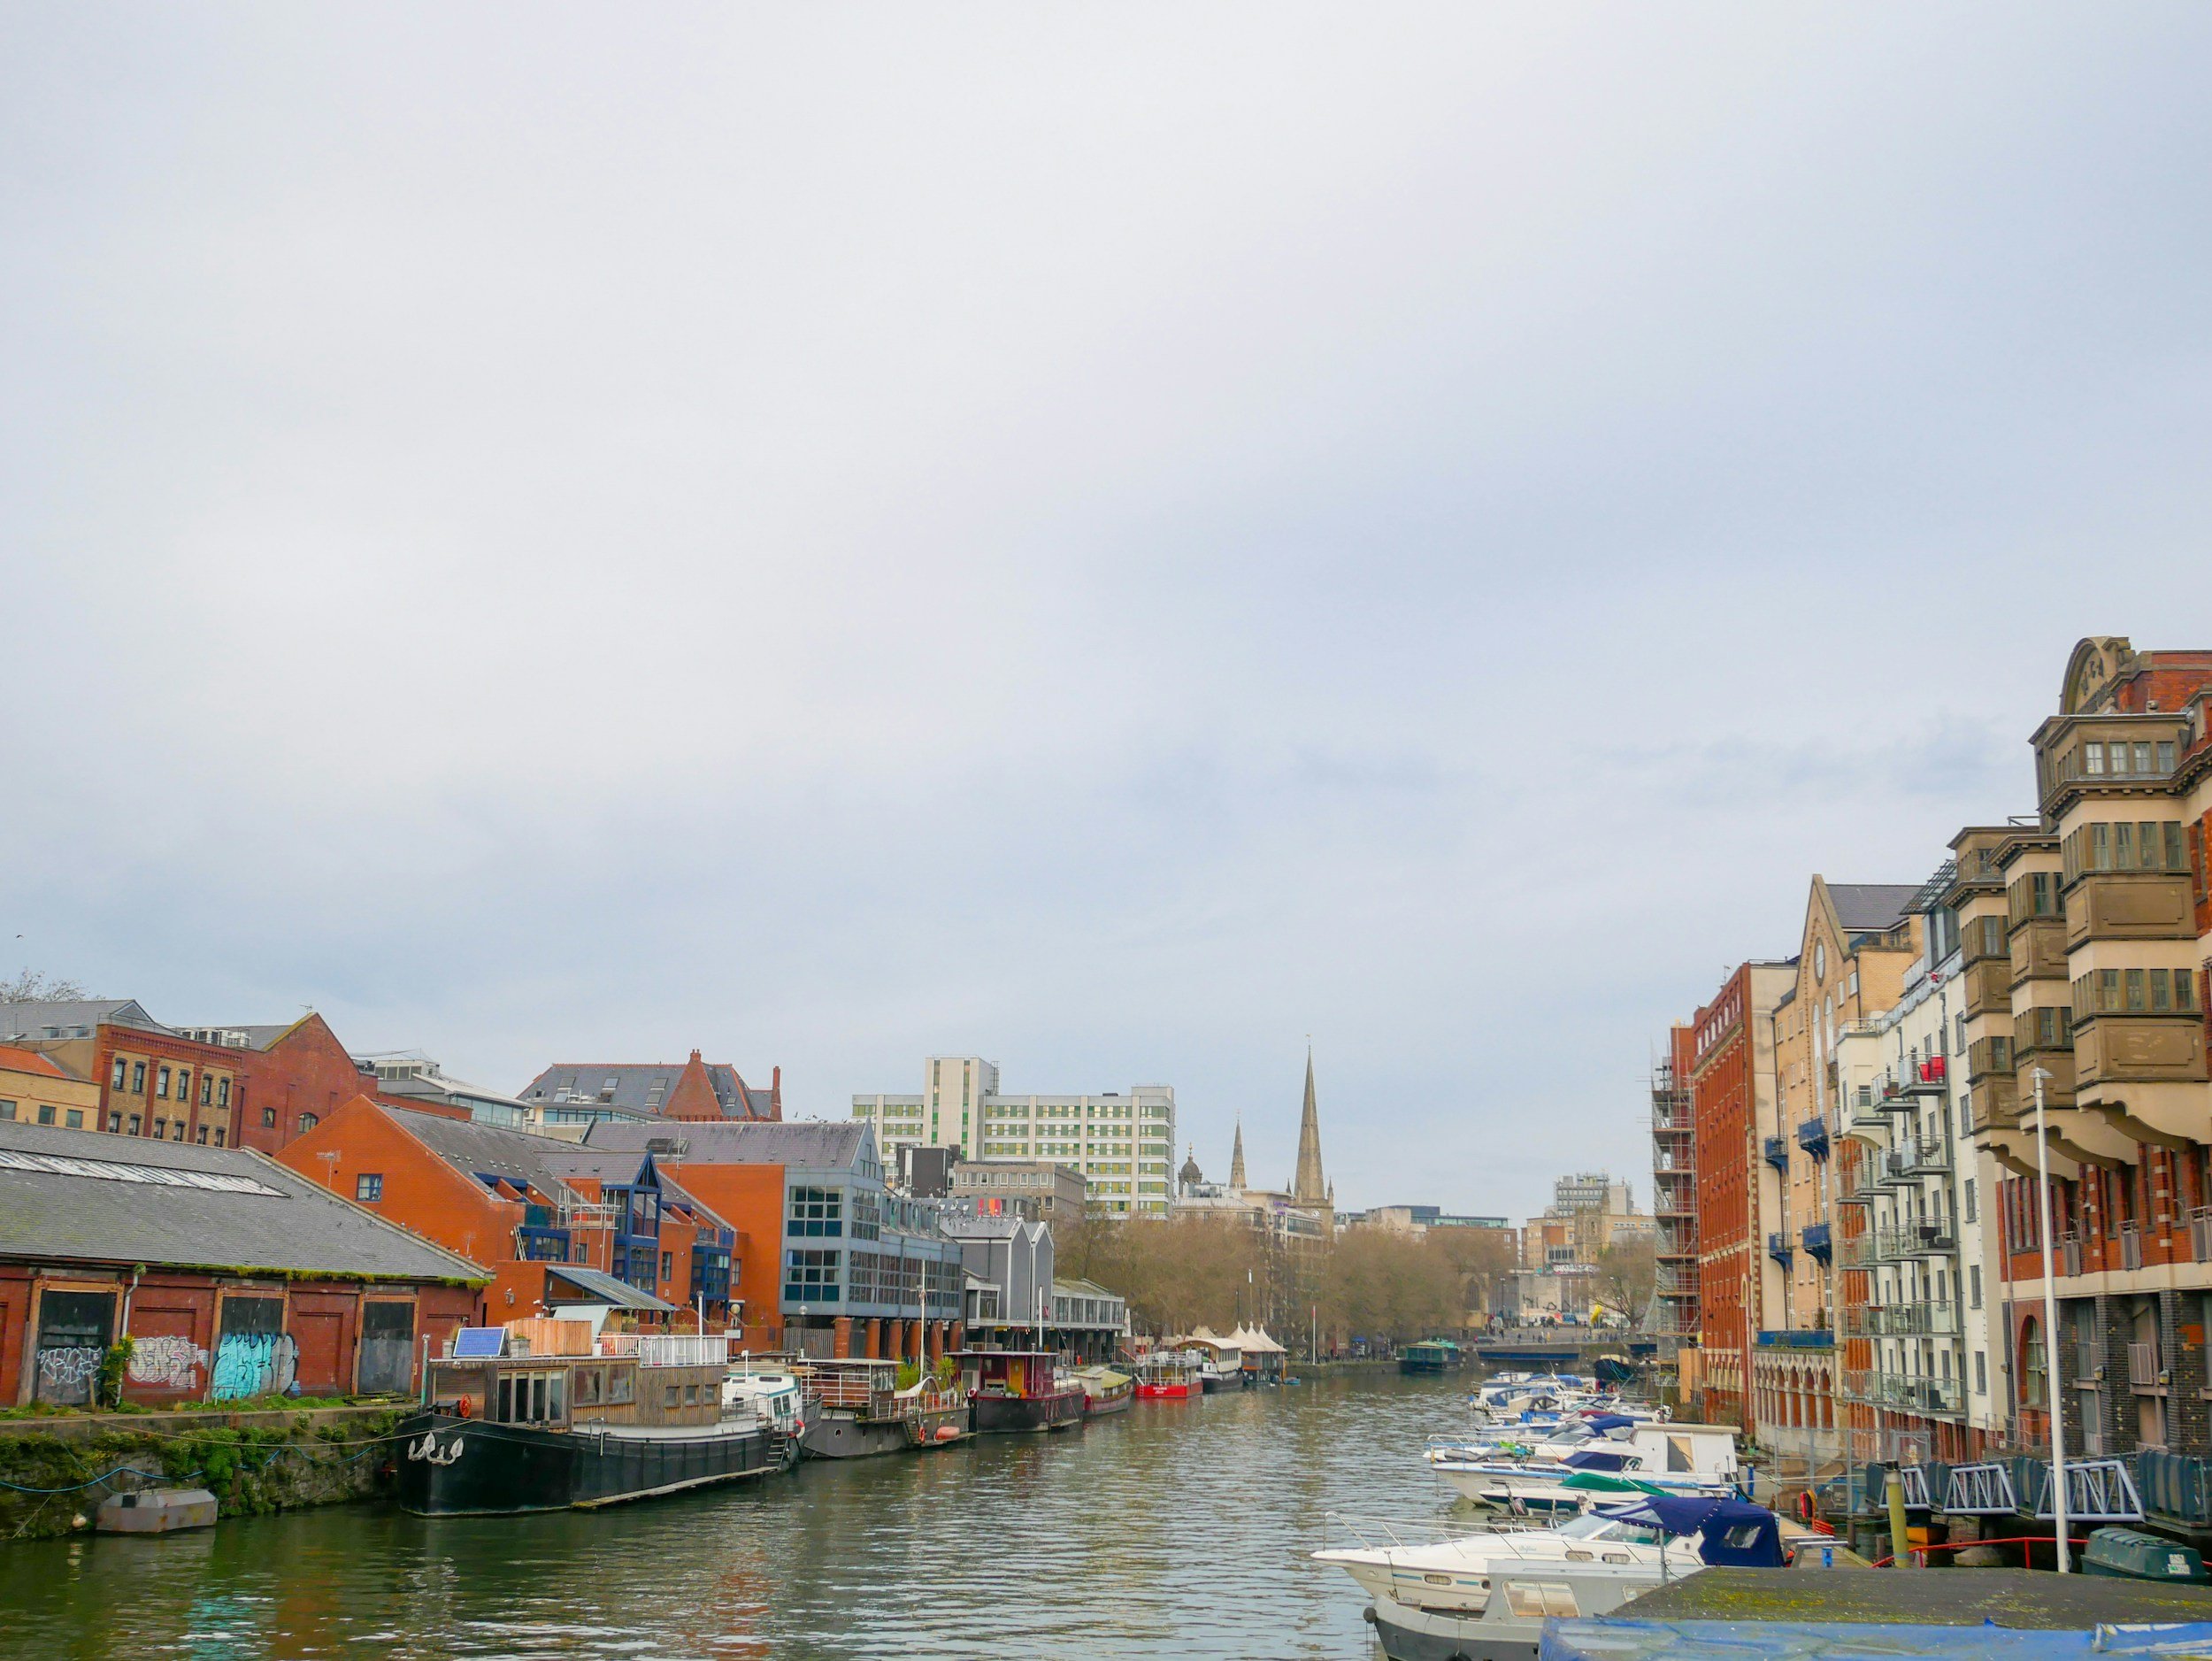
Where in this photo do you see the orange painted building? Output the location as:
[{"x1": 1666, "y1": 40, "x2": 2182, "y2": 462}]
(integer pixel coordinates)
[{"x1": 277, "y1": 1096, "x2": 736, "y2": 1327}]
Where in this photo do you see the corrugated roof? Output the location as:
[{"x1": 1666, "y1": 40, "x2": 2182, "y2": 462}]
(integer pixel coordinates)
[
  {"x1": 0, "y1": 1119, "x2": 487, "y2": 1280},
  {"x1": 583, "y1": 1119, "x2": 868, "y2": 1169},
  {"x1": 1828, "y1": 883, "x2": 1922, "y2": 934}
]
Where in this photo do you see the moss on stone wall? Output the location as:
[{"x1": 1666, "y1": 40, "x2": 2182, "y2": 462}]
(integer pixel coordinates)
[{"x1": 0, "y1": 1408, "x2": 406, "y2": 1542}]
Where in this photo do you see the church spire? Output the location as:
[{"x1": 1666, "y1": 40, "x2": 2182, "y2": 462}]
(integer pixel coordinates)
[
  {"x1": 1293, "y1": 1045, "x2": 1327, "y2": 1206},
  {"x1": 1228, "y1": 1118, "x2": 1247, "y2": 1191}
]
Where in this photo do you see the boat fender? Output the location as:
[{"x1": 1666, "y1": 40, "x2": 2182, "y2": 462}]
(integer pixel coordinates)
[
  {"x1": 454, "y1": 1397, "x2": 472, "y2": 1419},
  {"x1": 1361, "y1": 1607, "x2": 1377, "y2": 1626},
  {"x1": 934, "y1": 1425, "x2": 958, "y2": 1442}
]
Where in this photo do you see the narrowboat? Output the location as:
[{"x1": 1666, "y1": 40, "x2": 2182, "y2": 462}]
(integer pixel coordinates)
[
  {"x1": 794, "y1": 1357, "x2": 970, "y2": 1457},
  {"x1": 956, "y1": 1349, "x2": 1085, "y2": 1432},
  {"x1": 1068, "y1": 1364, "x2": 1134, "y2": 1416},
  {"x1": 1398, "y1": 1339, "x2": 1467, "y2": 1376},
  {"x1": 396, "y1": 1330, "x2": 792, "y2": 1515},
  {"x1": 1133, "y1": 1350, "x2": 1204, "y2": 1400}
]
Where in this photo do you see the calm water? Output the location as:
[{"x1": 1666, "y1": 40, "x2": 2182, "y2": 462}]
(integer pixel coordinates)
[{"x1": 0, "y1": 1369, "x2": 1481, "y2": 1659}]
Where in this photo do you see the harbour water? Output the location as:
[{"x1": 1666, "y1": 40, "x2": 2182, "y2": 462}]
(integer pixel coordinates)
[{"x1": 1, "y1": 1368, "x2": 1474, "y2": 1658}]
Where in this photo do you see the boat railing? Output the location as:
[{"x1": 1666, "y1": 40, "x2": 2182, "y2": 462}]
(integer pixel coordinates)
[
  {"x1": 1318, "y1": 1511, "x2": 1502, "y2": 1554},
  {"x1": 635, "y1": 1334, "x2": 734, "y2": 1368}
]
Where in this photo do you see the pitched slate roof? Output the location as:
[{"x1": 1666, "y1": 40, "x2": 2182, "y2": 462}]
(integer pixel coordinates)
[
  {"x1": 1828, "y1": 883, "x2": 1922, "y2": 935},
  {"x1": 0, "y1": 1119, "x2": 487, "y2": 1280},
  {"x1": 582, "y1": 1118, "x2": 868, "y2": 1170},
  {"x1": 382, "y1": 1104, "x2": 587, "y2": 1200},
  {"x1": 519, "y1": 1058, "x2": 777, "y2": 1119},
  {"x1": 0, "y1": 1000, "x2": 164, "y2": 1042}
]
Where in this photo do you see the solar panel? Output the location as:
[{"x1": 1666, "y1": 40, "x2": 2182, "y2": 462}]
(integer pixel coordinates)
[{"x1": 450, "y1": 1327, "x2": 506, "y2": 1358}]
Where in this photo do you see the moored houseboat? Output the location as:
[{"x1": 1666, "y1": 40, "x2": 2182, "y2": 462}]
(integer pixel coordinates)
[
  {"x1": 1133, "y1": 1349, "x2": 1204, "y2": 1400},
  {"x1": 1397, "y1": 1338, "x2": 1467, "y2": 1376},
  {"x1": 957, "y1": 1349, "x2": 1085, "y2": 1432},
  {"x1": 1068, "y1": 1364, "x2": 1134, "y2": 1416},
  {"x1": 795, "y1": 1357, "x2": 970, "y2": 1457},
  {"x1": 396, "y1": 1328, "x2": 792, "y2": 1515}
]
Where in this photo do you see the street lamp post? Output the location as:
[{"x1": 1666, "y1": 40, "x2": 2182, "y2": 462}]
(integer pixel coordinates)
[{"x1": 2031, "y1": 1065, "x2": 2070, "y2": 1573}]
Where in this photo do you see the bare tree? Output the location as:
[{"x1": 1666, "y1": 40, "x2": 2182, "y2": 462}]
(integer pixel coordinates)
[{"x1": 0, "y1": 968, "x2": 87, "y2": 1002}]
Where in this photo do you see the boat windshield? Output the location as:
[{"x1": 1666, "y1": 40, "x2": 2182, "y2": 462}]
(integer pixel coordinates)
[{"x1": 1554, "y1": 1515, "x2": 1665, "y2": 1547}]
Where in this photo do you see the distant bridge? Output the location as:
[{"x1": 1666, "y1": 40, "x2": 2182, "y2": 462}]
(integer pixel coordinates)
[{"x1": 1469, "y1": 1334, "x2": 1656, "y2": 1368}]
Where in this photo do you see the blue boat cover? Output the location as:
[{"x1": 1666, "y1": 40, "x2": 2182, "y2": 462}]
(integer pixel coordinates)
[
  {"x1": 1563, "y1": 1448, "x2": 1635, "y2": 1472},
  {"x1": 1584, "y1": 1413, "x2": 1637, "y2": 1433},
  {"x1": 1592, "y1": 1496, "x2": 1784, "y2": 1567},
  {"x1": 1539, "y1": 1621, "x2": 2212, "y2": 1660}
]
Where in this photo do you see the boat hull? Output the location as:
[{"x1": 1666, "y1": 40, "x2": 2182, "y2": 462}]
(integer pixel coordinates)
[
  {"x1": 1135, "y1": 1381, "x2": 1200, "y2": 1400},
  {"x1": 972, "y1": 1389, "x2": 1086, "y2": 1433},
  {"x1": 1199, "y1": 1373, "x2": 1242, "y2": 1394},
  {"x1": 1081, "y1": 1388, "x2": 1134, "y2": 1417},
  {"x1": 394, "y1": 1411, "x2": 785, "y2": 1515},
  {"x1": 1367, "y1": 1598, "x2": 1540, "y2": 1661},
  {"x1": 801, "y1": 1414, "x2": 910, "y2": 1460}
]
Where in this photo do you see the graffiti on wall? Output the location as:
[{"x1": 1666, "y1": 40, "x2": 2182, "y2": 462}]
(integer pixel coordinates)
[
  {"x1": 127, "y1": 1334, "x2": 210, "y2": 1390},
  {"x1": 209, "y1": 1333, "x2": 297, "y2": 1401},
  {"x1": 35, "y1": 1345, "x2": 103, "y2": 1404}
]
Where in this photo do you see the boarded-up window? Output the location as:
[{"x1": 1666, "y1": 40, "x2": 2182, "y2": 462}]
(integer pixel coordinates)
[
  {"x1": 35, "y1": 1290, "x2": 115, "y2": 1406},
  {"x1": 358, "y1": 1302, "x2": 415, "y2": 1396}
]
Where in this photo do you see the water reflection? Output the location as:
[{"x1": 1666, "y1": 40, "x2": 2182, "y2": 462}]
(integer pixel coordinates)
[{"x1": 0, "y1": 1370, "x2": 1476, "y2": 1658}]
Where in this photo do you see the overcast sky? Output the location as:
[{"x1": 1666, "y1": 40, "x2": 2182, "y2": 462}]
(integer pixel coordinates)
[{"x1": 5, "y1": 5, "x2": 2211, "y2": 1219}]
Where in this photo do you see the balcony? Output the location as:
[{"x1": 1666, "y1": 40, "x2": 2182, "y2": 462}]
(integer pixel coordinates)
[
  {"x1": 2121, "y1": 1223, "x2": 2143, "y2": 1272},
  {"x1": 1801, "y1": 1222, "x2": 1832, "y2": 1263},
  {"x1": 1763, "y1": 1135, "x2": 1790, "y2": 1174},
  {"x1": 1909, "y1": 1056, "x2": 1948, "y2": 1094},
  {"x1": 2192, "y1": 1208, "x2": 2212, "y2": 1263},
  {"x1": 1876, "y1": 1071, "x2": 1916, "y2": 1113},
  {"x1": 1756, "y1": 1328, "x2": 1834, "y2": 1350},
  {"x1": 2061, "y1": 1232, "x2": 2084, "y2": 1277},
  {"x1": 1845, "y1": 1085, "x2": 1890, "y2": 1140},
  {"x1": 1903, "y1": 1132, "x2": 1951, "y2": 1176},
  {"x1": 1767, "y1": 1231, "x2": 1794, "y2": 1267},
  {"x1": 1795, "y1": 1118, "x2": 1832, "y2": 1160},
  {"x1": 1847, "y1": 1301, "x2": 1960, "y2": 1338},
  {"x1": 1871, "y1": 1372, "x2": 1963, "y2": 1417}
]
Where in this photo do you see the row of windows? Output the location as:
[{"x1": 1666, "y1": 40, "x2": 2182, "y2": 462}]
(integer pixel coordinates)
[
  {"x1": 1, "y1": 1101, "x2": 86, "y2": 1128},
  {"x1": 2071, "y1": 967, "x2": 2200, "y2": 1018},
  {"x1": 2061, "y1": 820, "x2": 2189, "y2": 880},
  {"x1": 2072, "y1": 738, "x2": 2178, "y2": 780},
  {"x1": 787, "y1": 1186, "x2": 843, "y2": 1236},
  {"x1": 106, "y1": 1056, "x2": 232, "y2": 1109},
  {"x1": 2018, "y1": 1005, "x2": 2073, "y2": 1051}
]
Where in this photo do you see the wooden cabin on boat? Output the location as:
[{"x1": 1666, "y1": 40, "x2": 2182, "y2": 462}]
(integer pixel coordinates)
[{"x1": 956, "y1": 1348, "x2": 1084, "y2": 1432}]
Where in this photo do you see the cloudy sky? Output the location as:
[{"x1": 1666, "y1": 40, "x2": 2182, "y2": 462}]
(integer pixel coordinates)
[{"x1": 5, "y1": 5, "x2": 2210, "y2": 1218}]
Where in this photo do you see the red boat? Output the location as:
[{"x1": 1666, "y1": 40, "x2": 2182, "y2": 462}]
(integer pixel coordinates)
[{"x1": 1133, "y1": 1350, "x2": 1203, "y2": 1401}]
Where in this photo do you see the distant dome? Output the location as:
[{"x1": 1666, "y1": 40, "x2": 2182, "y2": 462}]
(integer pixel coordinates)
[{"x1": 1179, "y1": 1146, "x2": 1203, "y2": 1188}]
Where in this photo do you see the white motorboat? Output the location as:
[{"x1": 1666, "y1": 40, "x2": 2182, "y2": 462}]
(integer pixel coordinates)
[
  {"x1": 722, "y1": 1362, "x2": 806, "y2": 1439},
  {"x1": 1340, "y1": 1496, "x2": 1787, "y2": 1661},
  {"x1": 1314, "y1": 1508, "x2": 1700, "y2": 1613},
  {"x1": 1431, "y1": 1420, "x2": 1740, "y2": 1510}
]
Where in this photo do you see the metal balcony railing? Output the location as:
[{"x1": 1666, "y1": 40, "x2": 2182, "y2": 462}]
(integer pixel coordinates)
[
  {"x1": 2193, "y1": 1208, "x2": 2212, "y2": 1263},
  {"x1": 2061, "y1": 1232, "x2": 2084, "y2": 1277},
  {"x1": 1763, "y1": 1135, "x2": 1790, "y2": 1173},
  {"x1": 1796, "y1": 1118, "x2": 1832, "y2": 1160},
  {"x1": 2121, "y1": 1224, "x2": 2143, "y2": 1272}
]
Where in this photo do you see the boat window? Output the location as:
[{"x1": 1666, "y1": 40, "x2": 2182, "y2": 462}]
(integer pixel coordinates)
[
  {"x1": 496, "y1": 1375, "x2": 514, "y2": 1421},
  {"x1": 575, "y1": 1367, "x2": 603, "y2": 1407},
  {"x1": 1555, "y1": 1516, "x2": 1607, "y2": 1539},
  {"x1": 1504, "y1": 1582, "x2": 1580, "y2": 1618},
  {"x1": 546, "y1": 1373, "x2": 564, "y2": 1420},
  {"x1": 608, "y1": 1367, "x2": 634, "y2": 1404}
]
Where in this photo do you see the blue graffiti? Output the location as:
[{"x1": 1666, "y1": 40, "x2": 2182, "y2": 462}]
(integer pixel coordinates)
[{"x1": 209, "y1": 1333, "x2": 296, "y2": 1401}]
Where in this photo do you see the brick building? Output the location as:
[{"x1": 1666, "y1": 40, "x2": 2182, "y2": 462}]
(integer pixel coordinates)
[
  {"x1": 276, "y1": 1096, "x2": 737, "y2": 1328},
  {"x1": 0, "y1": 1045, "x2": 102, "y2": 1131},
  {"x1": 176, "y1": 1013, "x2": 390, "y2": 1153},
  {"x1": 0, "y1": 1000, "x2": 246, "y2": 1148},
  {"x1": 1669, "y1": 961, "x2": 1794, "y2": 1432},
  {"x1": 1, "y1": 1118, "x2": 482, "y2": 1407}
]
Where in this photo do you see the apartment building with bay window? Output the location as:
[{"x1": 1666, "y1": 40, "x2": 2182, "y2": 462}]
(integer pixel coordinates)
[
  {"x1": 853, "y1": 1057, "x2": 1177, "y2": 1215},
  {"x1": 1969, "y1": 637, "x2": 2212, "y2": 1469}
]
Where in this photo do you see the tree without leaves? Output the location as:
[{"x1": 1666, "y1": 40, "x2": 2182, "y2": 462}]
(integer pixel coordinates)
[{"x1": 0, "y1": 968, "x2": 87, "y2": 1002}]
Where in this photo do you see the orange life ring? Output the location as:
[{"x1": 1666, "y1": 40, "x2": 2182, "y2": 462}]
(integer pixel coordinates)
[{"x1": 455, "y1": 1396, "x2": 472, "y2": 1419}]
